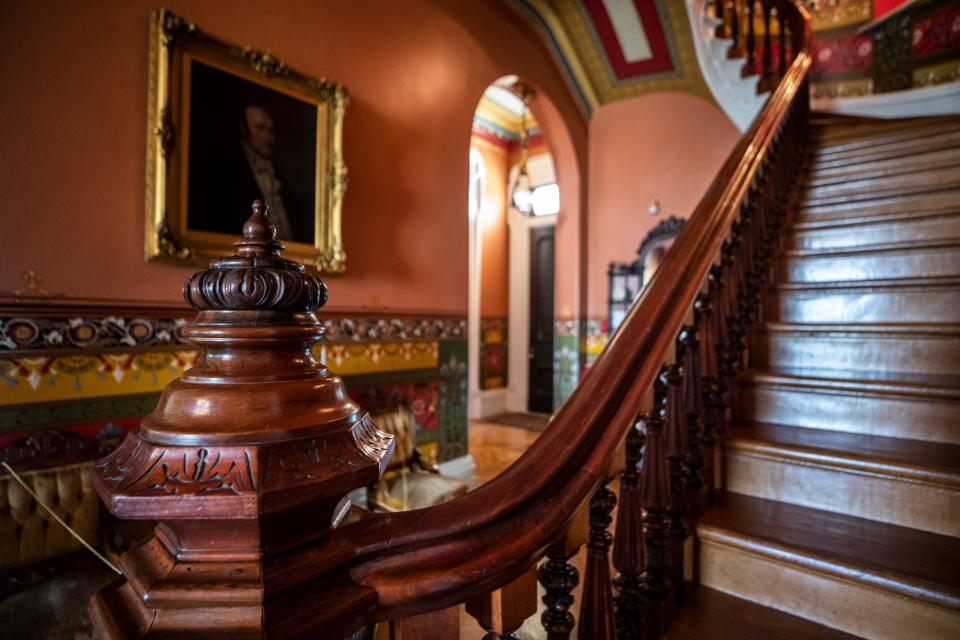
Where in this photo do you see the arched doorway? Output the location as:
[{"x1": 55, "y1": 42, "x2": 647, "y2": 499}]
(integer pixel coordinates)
[{"x1": 467, "y1": 76, "x2": 563, "y2": 419}]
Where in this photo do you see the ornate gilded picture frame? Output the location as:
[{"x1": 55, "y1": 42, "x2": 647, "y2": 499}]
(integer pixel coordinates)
[{"x1": 144, "y1": 9, "x2": 348, "y2": 273}]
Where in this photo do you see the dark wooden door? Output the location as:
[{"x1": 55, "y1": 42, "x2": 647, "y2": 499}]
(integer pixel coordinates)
[{"x1": 528, "y1": 226, "x2": 555, "y2": 414}]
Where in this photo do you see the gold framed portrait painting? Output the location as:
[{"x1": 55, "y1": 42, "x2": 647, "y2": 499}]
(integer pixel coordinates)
[{"x1": 145, "y1": 9, "x2": 347, "y2": 273}]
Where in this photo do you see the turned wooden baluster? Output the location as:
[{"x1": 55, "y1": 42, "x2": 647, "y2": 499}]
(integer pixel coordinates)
[
  {"x1": 784, "y1": 22, "x2": 793, "y2": 70},
  {"x1": 696, "y1": 290, "x2": 720, "y2": 491},
  {"x1": 709, "y1": 261, "x2": 734, "y2": 443},
  {"x1": 713, "y1": 0, "x2": 727, "y2": 37},
  {"x1": 777, "y1": 5, "x2": 787, "y2": 77},
  {"x1": 728, "y1": 0, "x2": 743, "y2": 58},
  {"x1": 639, "y1": 377, "x2": 671, "y2": 640},
  {"x1": 540, "y1": 513, "x2": 586, "y2": 640},
  {"x1": 679, "y1": 324, "x2": 706, "y2": 516},
  {"x1": 744, "y1": 0, "x2": 757, "y2": 76},
  {"x1": 579, "y1": 480, "x2": 617, "y2": 639},
  {"x1": 664, "y1": 361, "x2": 689, "y2": 605},
  {"x1": 759, "y1": 0, "x2": 774, "y2": 90},
  {"x1": 613, "y1": 419, "x2": 645, "y2": 640}
]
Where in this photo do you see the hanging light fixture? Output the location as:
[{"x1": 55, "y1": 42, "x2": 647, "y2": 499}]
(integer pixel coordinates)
[{"x1": 510, "y1": 83, "x2": 535, "y2": 215}]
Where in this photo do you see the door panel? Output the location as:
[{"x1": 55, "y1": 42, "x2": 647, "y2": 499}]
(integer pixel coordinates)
[{"x1": 528, "y1": 226, "x2": 555, "y2": 414}]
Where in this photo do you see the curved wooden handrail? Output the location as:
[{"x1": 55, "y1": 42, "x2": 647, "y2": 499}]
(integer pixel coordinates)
[{"x1": 277, "y1": 1, "x2": 814, "y2": 629}]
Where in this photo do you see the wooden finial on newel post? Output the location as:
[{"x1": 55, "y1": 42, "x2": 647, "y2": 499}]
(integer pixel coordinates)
[{"x1": 89, "y1": 201, "x2": 394, "y2": 639}]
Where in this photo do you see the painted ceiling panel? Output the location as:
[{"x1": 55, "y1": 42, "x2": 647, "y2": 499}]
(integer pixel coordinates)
[
  {"x1": 586, "y1": 0, "x2": 675, "y2": 78},
  {"x1": 512, "y1": 0, "x2": 714, "y2": 115}
]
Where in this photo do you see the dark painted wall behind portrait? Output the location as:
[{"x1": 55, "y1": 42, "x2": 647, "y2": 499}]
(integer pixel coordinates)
[{"x1": 186, "y1": 60, "x2": 317, "y2": 244}]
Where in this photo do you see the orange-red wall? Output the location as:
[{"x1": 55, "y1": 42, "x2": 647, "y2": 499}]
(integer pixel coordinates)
[
  {"x1": 587, "y1": 92, "x2": 740, "y2": 318},
  {"x1": 472, "y1": 138, "x2": 510, "y2": 319},
  {"x1": 0, "y1": 0, "x2": 587, "y2": 315}
]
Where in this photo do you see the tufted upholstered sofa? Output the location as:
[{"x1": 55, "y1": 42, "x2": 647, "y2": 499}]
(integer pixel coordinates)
[
  {"x1": 0, "y1": 430, "x2": 106, "y2": 574},
  {"x1": 0, "y1": 462, "x2": 100, "y2": 571}
]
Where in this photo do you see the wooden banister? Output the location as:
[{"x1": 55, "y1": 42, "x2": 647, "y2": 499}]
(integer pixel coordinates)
[{"x1": 89, "y1": 3, "x2": 812, "y2": 637}]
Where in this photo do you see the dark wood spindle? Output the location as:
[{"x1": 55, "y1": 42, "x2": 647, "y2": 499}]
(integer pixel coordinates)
[
  {"x1": 714, "y1": 0, "x2": 728, "y2": 37},
  {"x1": 759, "y1": 0, "x2": 774, "y2": 91},
  {"x1": 785, "y1": 22, "x2": 793, "y2": 69},
  {"x1": 743, "y1": 0, "x2": 757, "y2": 76},
  {"x1": 664, "y1": 361, "x2": 689, "y2": 605},
  {"x1": 696, "y1": 290, "x2": 719, "y2": 487},
  {"x1": 728, "y1": 0, "x2": 743, "y2": 58},
  {"x1": 579, "y1": 480, "x2": 617, "y2": 640},
  {"x1": 539, "y1": 543, "x2": 581, "y2": 639},
  {"x1": 639, "y1": 378, "x2": 671, "y2": 640},
  {"x1": 679, "y1": 324, "x2": 706, "y2": 516},
  {"x1": 777, "y1": 6, "x2": 787, "y2": 77},
  {"x1": 613, "y1": 419, "x2": 645, "y2": 640}
]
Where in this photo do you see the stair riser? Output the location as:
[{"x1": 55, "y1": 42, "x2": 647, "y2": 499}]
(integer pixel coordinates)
[
  {"x1": 723, "y1": 449, "x2": 960, "y2": 536},
  {"x1": 698, "y1": 538, "x2": 960, "y2": 640},
  {"x1": 769, "y1": 288, "x2": 960, "y2": 323},
  {"x1": 735, "y1": 384, "x2": 960, "y2": 444},
  {"x1": 750, "y1": 333, "x2": 960, "y2": 375},
  {"x1": 778, "y1": 247, "x2": 960, "y2": 283},
  {"x1": 789, "y1": 216, "x2": 960, "y2": 250}
]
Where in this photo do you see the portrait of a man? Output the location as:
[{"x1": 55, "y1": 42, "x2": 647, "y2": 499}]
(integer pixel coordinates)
[
  {"x1": 143, "y1": 10, "x2": 347, "y2": 272},
  {"x1": 185, "y1": 60, "x2": 317, "y2": 244}
]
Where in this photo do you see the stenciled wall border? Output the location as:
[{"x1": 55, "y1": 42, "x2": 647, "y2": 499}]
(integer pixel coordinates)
[{"x1": 0, "y1": 302, "x2": 468, "y2": 462}]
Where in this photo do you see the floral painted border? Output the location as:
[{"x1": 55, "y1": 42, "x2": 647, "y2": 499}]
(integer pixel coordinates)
[{"x1": 0, "y1": 313, "x2": 467, "y2": 354}]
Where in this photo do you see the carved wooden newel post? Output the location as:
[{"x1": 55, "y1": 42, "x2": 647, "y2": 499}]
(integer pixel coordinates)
[{"x1": 88, "y1": 202, "x2": 394, "y2": 638}]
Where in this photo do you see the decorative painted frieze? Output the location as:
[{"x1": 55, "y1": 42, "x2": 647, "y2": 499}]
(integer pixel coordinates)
[
  {"x1": 0, "y1": 306, "x2": 469, "y2": 463},
  {"x1": 0, "y1": 316, "x2": 191, "y2": 352},
  {"x1": 0, "y1": 313, "x2": 467, "y2": 354}
]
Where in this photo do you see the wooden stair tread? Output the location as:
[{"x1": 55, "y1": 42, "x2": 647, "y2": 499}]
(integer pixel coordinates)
[
  {"x1": 810, "y1": 112, "x2": 960, "y2": 134},
  {"x1": 806, "y1": 147, "x2": 960, "y2": 185},
  {"x1": 728, "y1": 422, "x2": 960, "y2": 483},
  {"x1": 805, "y1": 165, "x2": 960, "y2": 194},
  {"x1": 759, "y1": 322, "x2": 960, "y2": 337},
  {"x1": 811, "y1": 133, "x2": 960, "y2": 172},
  {"x1": 812, "y1": 122, "x2": 960, "y2": 157},
  {"x1": 698, "y1": 493, "x2": 960, "y2": 606},
  {"x1": 774, "y1": 274, "x2": 960, "y2": 290},
  {"x1": 798, "y1": 189, "x2": 960, "y2": 218},
  {"x1": 666, "y1": 587, "x2": 862, "y2": 640},
  {"x1": 802, "y1": 179, "x2": 960, "y2": 209},
  {"x1": 743, "y1": 366, "x2": 960, "y2": 395},
  {"x1": 782, "y1": 236, "x2": 960, "y2": 258},
  {"x1": 791, "y1": 206, "x2": 960, "y2": 230}
]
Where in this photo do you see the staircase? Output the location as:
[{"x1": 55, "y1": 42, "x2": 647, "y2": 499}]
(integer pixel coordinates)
[
  {"x1": 687, "y1": 0, "x2": 767, "y2": 131},
  {"x1": 677, "y1": 114, "x2": 960, "y2": 639}
]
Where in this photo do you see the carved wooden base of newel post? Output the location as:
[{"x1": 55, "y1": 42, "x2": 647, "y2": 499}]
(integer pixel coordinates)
[{"x1": 89, "y1": 202, "x2": 394, "y2": 639}]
